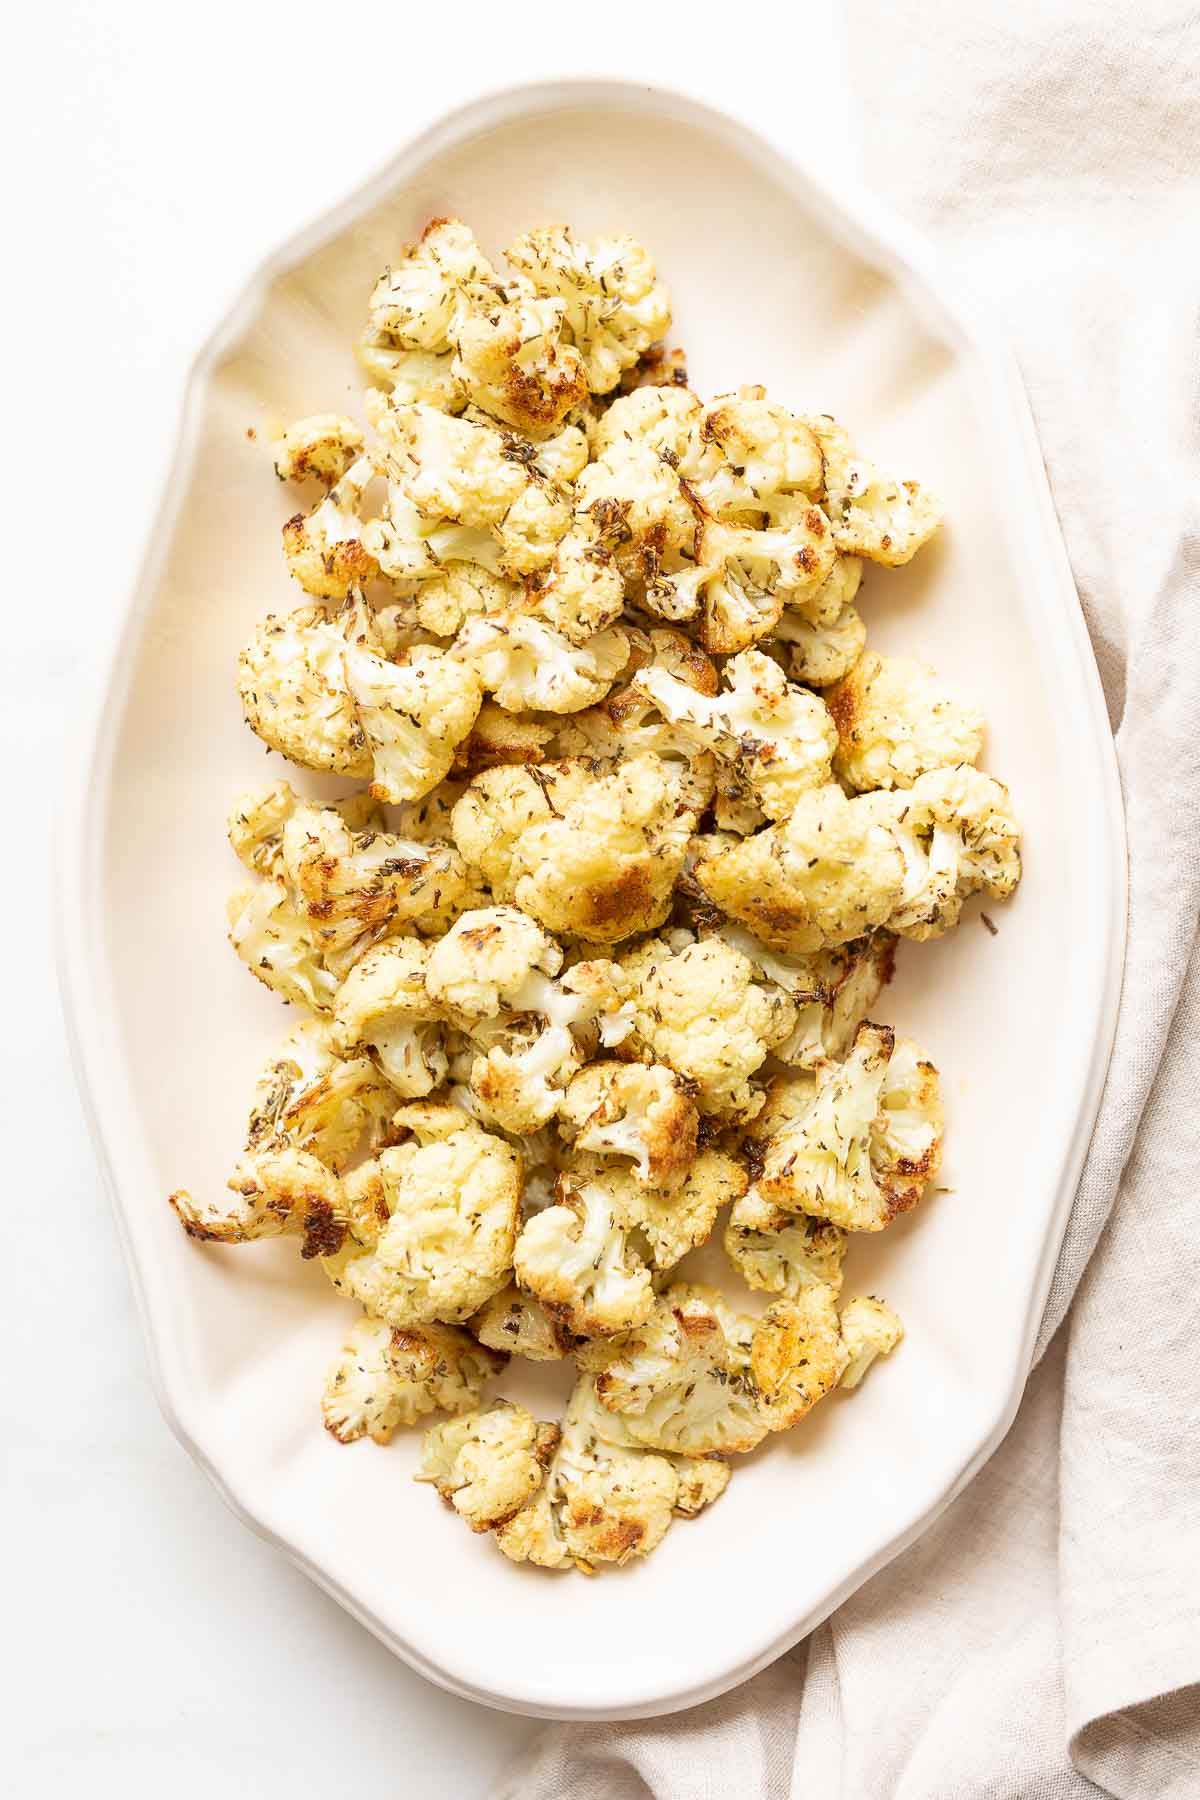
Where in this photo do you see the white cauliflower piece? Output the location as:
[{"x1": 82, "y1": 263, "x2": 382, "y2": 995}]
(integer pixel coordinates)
[
  {"x1": 341, "y1": 641, "x2": 483, "y2": 803},
  {"x1": 713, "y1": 925, "x2": 896, "y2": 1070},
  {"x1": 620, "y1": 935, "x2": 796, "y2": 1117},
  {"x1": 471, "y1": 1282, "x2": 575, "y2": 1361},
  {"x1": 838, "y1": 1295, "x2": 904, "y2": 1388},
  {"x1": 759, "y1": 1022, "x2": 944, "y2": 1231},
  {"x1": 322, "y1": 1315, "x2": 504, "y2": 1443},
  {"x1": 226, "y1": 879, "x2": 336, "y2": 1012},
  {"x1": 417, "y1": 1401, "x2": 560, "y2": 1531},
  {"x1": 506, "y1": 226, "x2": 672, "y2": 394},
  {"x1": 281, "y1": 454, "x2": 378, "y2": 599},
  {"x1": 280, "y1": 802, "x2": 467, "y2": 961},
  {"x1": 557, "y1": 1061, "x2": 698, "y2": 1189},
  {"x1": 411, "y1": 561, "x2": 517, "y2": 638},
  {"x1": 775, "y1": 586, "x2": 867, "y2": 688},
  {"x1": 590, "y1": 384, "x2": 701, "y2": 461},
  {"x1": 340, "y1": 1121, "x2": 520, "y2": 1325},
  {"x1": 808, "y1": 415, "x2": 942, "y2": 565},
  {"x1": 528, "y1": 521, "x2": 626, "y2": 644},
  {"x1": 670, "y1": 1456, "x2": 732, "y2": 1517},
  {"x1": 330, "y1": 938, "x2": 448, "y2": 1095},
  {"x1": 683, "y1": 386, "x2": 824, "y2": 518},
  {"x1": 367, "y1": 217, "x2": 497, "y2": 350},
  {"x1": 724, "y1": 1189, "x2": 848, "y2": 1298},
  {"x1": 452, "y1": 612, "x2": 629, "y2": 714},
  {"x1": 463, "y1": 965, "x2": 611, "y2": 1133},
  {"x1": 425, "y1": 904, "x2": 561, "y2": 1016},
  {"x1": 170, "y1": 1145, "x2": 346, "y2": 1258},
  {"x1": 695, "y1": 783, "x2": 905, "y2": 954},
  {"x1": 573, "y1": 433, "x2": 697, "y2": 589},
  {"x1": 827, "y1": 651, "x2": 985, "y2": 791},
  {"x1": 236, "y1": 604, "x2": 372, "y2": 776},
  {"x1": 273, "y1": 414, "x2": 364, "y2": 486},
  {"x1": 634, "y1": 647, "x2": 835, "y2": 821},
  {"x1": 459, "y1": 702, "x2": 556, "y2": 774},
  {"x1": 243, "y1": 1015, "x2": 395, "y2": 1171},
  {"x1": 863, "y1": 765, "x2": 1022, "y2": 939},
  {"x1": 450, "y1": 760, "x2": 594, "y2": 894},
  {"x1": 513, "y1": 1165, "x2": 655, "y2": 1337}
]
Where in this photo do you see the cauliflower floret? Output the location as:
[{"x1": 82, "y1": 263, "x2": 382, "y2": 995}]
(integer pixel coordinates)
[
  {"x1": 557, "y1": 1060, "x2": 698, "y2": 1189},
  {"x1": 646, "y1": 500, "x2": 836, "y2": 650},
  {"x1": 670, "y1": 1456, "x2": 732, "y2": 1517},
  {"x1": 573, "y1": 434, "x2": 698, "y2": 587},
  {"x1": 330, "y1": 938, "x2": 448, "y2": 1095},
  {"x1": 425, "y1": 905, "x2": 562, "y2": 1016},
  {"x1": 807, "y1": 415, "x2": 942, "y2": 565},
  {"x1": 615, "y1": 344, "x2": 690, "y2": 395},
  {"x1": 273, "y1": 414, "x2": 365, "y2": 486},
  {"x1": 452, "y1": 291, "x2": 587, "y2": 435},
  {"x1": 452, "y1": 613, "x2": 629, "y2": 714},
  {"x1": 513, "y1": 1166, "x2": 655, "y2": 1337},
  {"x1": 366, "y1": 216, "x2": 496, "y2": 352},
  {"x1": 683, "y1": 387, "x2": 824, "y2": 518},
  {"x1": 236, "y1": 604, "x2": 372, "y2": 777},
  {"x1": 341, "y1": 642, "x2": 482, "y2": 803},
  {"x1": 620, "y1": 935, "x2": 796, "y2": 1117},
  {"x1": 759, "y1": 1022, "x2": 944, "y2": 1231},
  {"x1": 863, "y1": 765, "x2": 1022, "y2": 939},
  {"x1": 506, "y1": 227, "x2": 672, "y2": 394},
  {"x1": 531, "y1": 421, "x2": 590, "y2": 485},
  {"x1": 581, "y1": 1284, "x2": 768, "y2": 1455},
  {"x1": 450, "y1": 760, "x2": 594, "y2": 894},
  {"x1": 459, "y1": 701, "x2": 556, "y2": 773},
  {"x1": 827, "y1": 651, "x2": 985, "y2": 792},
  {"x1": 281, "y1": 454, "x2": 378, "y2": 599},
  {"x1": 411, "y1": 561, "x2": 517, "y2": 638},
  {"x1": 357, "y1": 338, "x2": 460, "y2": 408},
  {"x1": 696, "y1": 783, "x2": 905, "y2": 954},
  {"x1": 495, "y1": 1382, "x2": 681, "y2": 1571},
  {"x1": 226, "y1": 879, "x2": 336, "y2": 1011},
  {"x1": 322, "y1": 1315, "x2": 503, "y2": 1444},
  {"x1": 503, "y1": 754, "x2": 697, "y2": 945},
  {"x1": 724, "y1": 1188, "x2": 848, "y2": 1298},
  {"x1": 749, "y1": 1286, "x2": 850, "y2": 1429},
  {"x1": 471, "y1": 1281, "x2": 575, "y2": 1360},
  {"x1": 590, "y1": 384, "x2": 701, "y2": 461},
  {"x1": 622, "y1": 1149, "x2": 748, "y2": 1270},
  {"x1": 712, "y1": 926, "x2": 896, "y2": 1069},
  {"x1": 170, "y1": 1145, "x2": 346, "y2": 1257},
  {"x1": 281, "y1": 802, "x2": 468, "y2": 961},
  {"x1": 340, "y1": 1121, "x2": 520, "y2": 1325},
  {"x1": 528, "y1": 522, "x2": 625, "y2": 644},
  {"x1": 463, "y1": 965, "x2": 613, "y2": 1132},
  {"x1": 228, "y1": 777, "x2": 355, "y2": 881},
  {"x1": 634, "y1": 647, "x2": 835, "y2": 821},
  {"x1": 838, "y1": 1295, "x2": 904, "y2": 1388},
  {"x1": 417, "y1": 1401, "x2": 561, "y2": 1531},
  {"x1": 775, "y1": 589, "x2": 867, "y2": 688},
  {"x1": 244, "y1": 1016, "x2": 395, "y2": 1170}
]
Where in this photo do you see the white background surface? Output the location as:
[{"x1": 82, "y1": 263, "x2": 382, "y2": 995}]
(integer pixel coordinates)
[{"x1": 6, "y1": 6, "x2": 851, "y2": 1792}]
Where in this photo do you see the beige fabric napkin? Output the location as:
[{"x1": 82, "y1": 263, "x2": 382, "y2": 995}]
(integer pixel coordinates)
[{"x1": 498, "y1": 4, "x2": 1200, "y2": 1794}]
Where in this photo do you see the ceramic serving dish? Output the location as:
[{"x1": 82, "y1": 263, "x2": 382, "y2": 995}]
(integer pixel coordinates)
[{"x1": 58, "y1": 79, "x2": 1126, "y2": 1720}]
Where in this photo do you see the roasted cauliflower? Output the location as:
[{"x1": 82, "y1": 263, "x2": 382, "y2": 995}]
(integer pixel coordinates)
[
  {"x1": 322, "y1": 1315, "x2": 503, "y2": 1443},
  {"x1": 826, "y1": 651, "x2": 985, "y2": 791}
]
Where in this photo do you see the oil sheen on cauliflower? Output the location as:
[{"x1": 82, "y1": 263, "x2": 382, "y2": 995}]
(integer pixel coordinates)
[
  {"x1": 321, "y1": 1314, "x2": 504, "y2": 1443},
  {"x1": 826, "y1": 650, "x2": 985, "y2": 791},
  {"x1": 758, "y1": 1022, "x2": 944, "y2": 1231}
]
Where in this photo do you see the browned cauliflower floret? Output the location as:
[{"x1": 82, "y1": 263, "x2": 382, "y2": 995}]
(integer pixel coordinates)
[
  {"x1": 774, "y1": 578, "x2": 866, "y2": 688},
  {"x1": 513, "y1": 1163, "x2": 656, "y2": 1337},
  {"x1": 321, "y1": 1315, "x2": 504, "y2": 1444},
  {"x1": 505, "y1": 227, "x2": 672, "y2": 395},
  {"x1": 862, "y1": 765, "x2": 1022, "y2": 939},
  {"x1": 683, "y1": 386, "x2": 824, "y2": 519},
  {"x1": 670, "y1": 506, "x2": 838, "y2": 653},
  {"x1": 411, "y1": 561, "x2": 517, "y2": 638},
  {"x1": 450, "y1": 759, "x2": 593, "y2": 897},
  {"x1": 619, "y1": 934, "x2": 796, "y2": 1117},
  {"x1": 471, "y1": 1282, "x2": 576, "y2": 1361},
  {"x1": 341, "y1": 642, "x2": 483, "y2": 803},
  {"x1": 337, "y1": 1119, "x2": 520, "y2": 1325},
  {"x1": 633, "y1": 646, "x2": 836, "y2": 820},
  {"x1": 670, "y1": 1457, "x2": 732, "y2": 1517},
  {"x1": 170, "y1": 1145, "x2": 346, "y2": 1258},
  {"x1": 273, "y1": 414, "x2": 365, "y2": 486},
  {"x1": 330, "y1": 938, "x2": 448, "y2": 1095},
  {"x1": 759, "y1": 1022, "x2": 944, "y2": 1231},
  {"x1": 838, "y1": 1295, "x2": 905, "y2": 1388},
  {"x1": 807, "y1": 415, "x2": 942, "y2": 565},
  {"x1": 451, "y1": 290, "x2": 587, "y2": 435},
  {"x1": 366, "y1": 217, "x2": 496, "y2": 355},
  {"x1": 281, "y1": 455, "x2": 378, "y2": 599},
  {"x1": 417, "y1": 1401, "x2": 561, "y2": 1531},
  {"x1": 724, "y1": 1190, "x2": 848, "y2": 1298},
  {"x1": 503, "y1": 754, "x2": 698, "y2": 945},
  {"x1": 425, "y1": 905, "x2": 561, "y2": 1017},
  {"x1": 557, "y1": 1060, "x2": 698, "y2": 1189},
  {"x1": 526, "y1": 521, "x2": 626, "y2": 644},
  {"x1": 452, "y1": 612, "x2": 630, "y2": 714},
  {"x1": 226, "y1": 878, "x2": 336, "y2": 1012},
  {"x1": 242, "y1": 1015, "x2": 395, "y2": 1171},
  {"x1": 749, "y1": 1286, "x2": 851, "y2": 1429},
  {"x1": 826, "y1": 651, "x2": 985, "y2": 792},
  {"x1": 459, "y1": 702, "x2": 556, "y2": 773},
  {"x1": 494, "y1": 1382, "x2": 682, "y2": 1572},
  {"x1": 695, "y1": 784, "x2": 905, "y2": 954}
]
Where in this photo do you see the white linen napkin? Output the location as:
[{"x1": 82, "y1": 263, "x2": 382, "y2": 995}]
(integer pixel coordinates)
[{"x1": 498, "y1": 4, "x2": 1200, "y2": 1793}]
